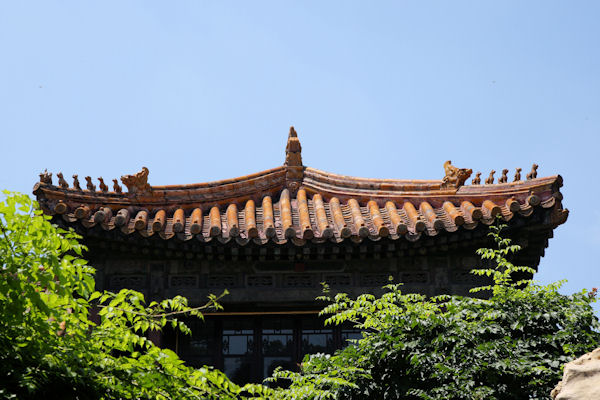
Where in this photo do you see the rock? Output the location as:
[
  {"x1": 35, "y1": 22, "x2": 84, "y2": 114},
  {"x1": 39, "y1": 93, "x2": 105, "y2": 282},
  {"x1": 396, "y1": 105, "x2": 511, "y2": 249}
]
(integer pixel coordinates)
[{"x1": 552, "y1": 348, "x2": 600, "y2": 399}]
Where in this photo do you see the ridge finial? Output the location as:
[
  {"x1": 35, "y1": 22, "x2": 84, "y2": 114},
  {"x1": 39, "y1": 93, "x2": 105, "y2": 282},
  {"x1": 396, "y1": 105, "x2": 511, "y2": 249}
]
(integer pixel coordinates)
[
  {"x1": 285, "y1": 126, "x2": 302, "y2": 165},
  {"x1": 284, "y1": 126, "x2": 303, "y2": 193},
  {"x1": 288, "y1": 125, "x2": 298, "y2": 138}
]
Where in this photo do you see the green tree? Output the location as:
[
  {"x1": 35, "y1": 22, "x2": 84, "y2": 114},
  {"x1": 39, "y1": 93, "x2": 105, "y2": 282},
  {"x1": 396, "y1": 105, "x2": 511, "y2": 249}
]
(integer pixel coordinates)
[
  {"x1": 3, "y1": 190, "x2": 597, "y2": 400},
  {"x1": 269, "y1": 222, "x2": 600, "y2": 400},
  {"x1": 0, "y1": 192, "x2": 270, "y2": 400}
]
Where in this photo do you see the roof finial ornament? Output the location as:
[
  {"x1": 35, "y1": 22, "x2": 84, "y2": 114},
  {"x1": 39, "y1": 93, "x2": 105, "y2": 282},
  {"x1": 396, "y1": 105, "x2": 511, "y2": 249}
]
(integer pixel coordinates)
[
  {"x1": 514, "y1": 168, "x2": 522, "y2": 182},
  {"x1": 472, "y1": 172, "x2": 481, "y2": 185},
  {"x1": 485, "y1": 170, "x2": 496, "y2": 185},
  {"x1": 284, "y1": 126, "x2": 303, "y2": 193},
  {"x1": 285, "y1": 126, "x2": 302, "y2": 167},
  {"x1": 85, "y1": 176, "x2": 96, "y2": 192},
  {"x1": 57, "y1": 172, "x2": 69, "y2": 189},
  {"x1": 112, "y1": 179, "x2": 123, "y2": 194},
  {"x1": 526, "y1": 163, "x2": 538, "y2": 180},
  {"x1": 121, "y1": 167, "x2": 151, "y2": 194},
  {"x1": 441, "y1": 160, "x2": 472, "y2": 189},
  {"x1": 39, "y1": 169, "x2": 52, "y2": 185},
  {"x1": 498, "y1": 169, "x2": 509, "y2": 183},
  {"x1": 72, "y1": 174, "x2": 81, "y2": 190},
  {"x1": 98, "y1": 177, "x2": 109, "y2": 192}
]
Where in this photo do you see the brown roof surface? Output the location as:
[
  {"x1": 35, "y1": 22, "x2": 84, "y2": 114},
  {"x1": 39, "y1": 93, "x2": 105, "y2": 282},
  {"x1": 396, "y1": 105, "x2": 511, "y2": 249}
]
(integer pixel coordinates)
[{"x1": 33, "y1": 127, "x2": 568, "y2": 245}]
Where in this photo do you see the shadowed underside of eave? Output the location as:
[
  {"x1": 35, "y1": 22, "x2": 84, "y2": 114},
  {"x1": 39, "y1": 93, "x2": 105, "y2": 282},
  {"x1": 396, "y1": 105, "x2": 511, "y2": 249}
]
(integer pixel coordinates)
[{"x1": 64, "y1": 206, "x2": 559, "y2": 273}]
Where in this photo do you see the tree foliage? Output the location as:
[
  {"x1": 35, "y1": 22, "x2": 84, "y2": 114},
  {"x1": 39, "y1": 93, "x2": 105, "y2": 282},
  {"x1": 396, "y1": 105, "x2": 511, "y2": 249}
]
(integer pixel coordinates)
[
  {"x1": 2, "y1": 191, "x2": 598, "y2": 400},
  {"x1": 269, "y1": 222, "x2": 600, "y2": 400},
  {"x1": 0, "y1": 192, "x2": 269, "y2": 400}
]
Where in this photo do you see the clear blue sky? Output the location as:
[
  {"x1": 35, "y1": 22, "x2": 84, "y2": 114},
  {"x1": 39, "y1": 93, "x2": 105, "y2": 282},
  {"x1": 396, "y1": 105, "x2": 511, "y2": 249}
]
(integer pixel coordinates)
[{"x1": 1, "y1": 2, "x2": 598, "y2": 312}]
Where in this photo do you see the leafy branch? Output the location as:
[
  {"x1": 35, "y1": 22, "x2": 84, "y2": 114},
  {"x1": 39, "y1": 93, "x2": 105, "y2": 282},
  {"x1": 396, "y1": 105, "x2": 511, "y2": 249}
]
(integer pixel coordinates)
[
  {"x1": 0, "y1": 191, "x2": 269, "y2": 399},
  {"x1": 470, "y1": 217, "x2": 537, "y2": 295},
  {"x1": 266, "y1": 217, "x2": 600, "y2": 400}
]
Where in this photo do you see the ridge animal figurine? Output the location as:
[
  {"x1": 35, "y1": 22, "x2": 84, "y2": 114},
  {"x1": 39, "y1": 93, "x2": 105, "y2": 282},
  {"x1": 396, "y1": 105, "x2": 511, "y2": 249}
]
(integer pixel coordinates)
[
  {"x1": 113, "y1": 179, "x2": 123, "y2": 194},
  {"x1": 441, "y1": 160, "x2": 472, "y2": 189},
  {"x1": 98, "y1": 177, "x2": 109, "y2": 192},
  {"x1": 471, "y1": 172, "x2": 481, "y2": 185},
  {"x1": 526, "y1": 164, "x2": 538, "y2": 180},
  {"x1": 498, "y1": 169, "x2": 509, "y2": 183},
  {"x1": 57, "y1": 172, "x2": 69, "y2": 189},
  {"x1": 485, "y1": 170, "x2": 495, "y2": 185},
  {"x1": 85, "y1": 176, "x2": 96, "y2": 192},
  {"x1": 514, "y1": 168, "x2": 522, "y2": 182},
  {"x1": 72, "y1": 174, "x2": 81, "y2": 190}
]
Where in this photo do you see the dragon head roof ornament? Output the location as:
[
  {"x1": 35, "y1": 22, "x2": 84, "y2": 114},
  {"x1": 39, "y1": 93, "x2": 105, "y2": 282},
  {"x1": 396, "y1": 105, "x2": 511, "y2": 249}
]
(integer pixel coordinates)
[
  {"x1": 441, "y1": 160, "x2": 472, "y2": 189},
  {"x1": 121, "y1": 167, "x2": 151, "y2": 194}
]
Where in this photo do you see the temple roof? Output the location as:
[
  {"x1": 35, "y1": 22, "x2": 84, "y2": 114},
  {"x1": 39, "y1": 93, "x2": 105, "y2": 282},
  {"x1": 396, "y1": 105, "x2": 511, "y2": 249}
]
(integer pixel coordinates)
[{"x1": 33, "y1": 127, "x2": 568, "y2": 246}]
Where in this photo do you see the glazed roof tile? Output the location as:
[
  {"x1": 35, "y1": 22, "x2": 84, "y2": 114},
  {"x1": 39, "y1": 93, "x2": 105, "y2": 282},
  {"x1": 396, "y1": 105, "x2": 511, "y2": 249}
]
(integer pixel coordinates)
[{"x1": 33, "y1": 127, "x2": 568, "y2": 245}]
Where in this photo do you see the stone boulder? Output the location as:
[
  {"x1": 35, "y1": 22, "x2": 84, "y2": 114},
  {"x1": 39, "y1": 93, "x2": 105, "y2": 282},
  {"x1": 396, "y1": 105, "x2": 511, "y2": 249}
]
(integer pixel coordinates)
[{"x1": 551, "y1": 348, "x2": 600, "y2": 399}]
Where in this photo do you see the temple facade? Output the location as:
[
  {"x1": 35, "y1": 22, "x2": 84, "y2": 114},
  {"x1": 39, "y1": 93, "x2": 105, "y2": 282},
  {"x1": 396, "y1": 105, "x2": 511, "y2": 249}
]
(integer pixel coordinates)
[{"x1": 33, "y1": 127, "x2": 568, "y2": 383}]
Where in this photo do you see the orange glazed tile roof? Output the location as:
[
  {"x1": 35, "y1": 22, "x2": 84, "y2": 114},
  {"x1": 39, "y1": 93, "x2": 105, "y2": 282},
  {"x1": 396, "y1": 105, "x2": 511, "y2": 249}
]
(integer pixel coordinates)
[{"x1": 33, "y1": 127, "x2": 568, "y2": 246}]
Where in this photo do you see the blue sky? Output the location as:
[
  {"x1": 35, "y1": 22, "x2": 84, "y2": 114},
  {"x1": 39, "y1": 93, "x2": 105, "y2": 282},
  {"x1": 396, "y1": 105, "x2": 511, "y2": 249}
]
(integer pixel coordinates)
[{"x1": 1, "y1": 1, "x2": 598, "y2": 312}]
